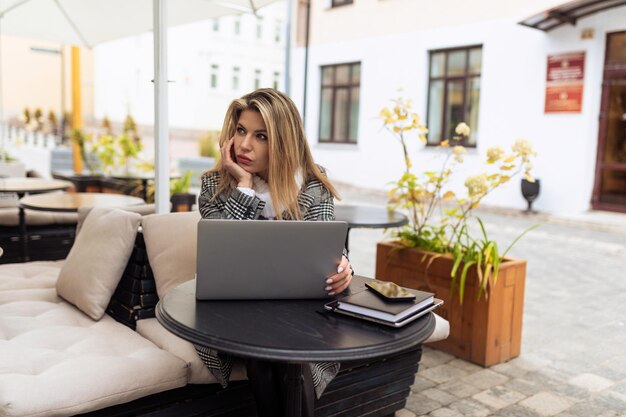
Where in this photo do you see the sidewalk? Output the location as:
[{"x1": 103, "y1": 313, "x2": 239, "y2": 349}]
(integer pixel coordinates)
[{"x1": 337, "y1": 183, "x2": 626, "y2": 417}]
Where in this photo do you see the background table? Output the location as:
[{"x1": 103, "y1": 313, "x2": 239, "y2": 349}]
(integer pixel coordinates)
[
  {"x1": 19, "y1": 192, "x2": 145, "y2": 213},
  {"x1": 334, "y1": 204, "x2": 409, "y2": 251},
  {"x1": 0, "y1": 178, "x2": 73, "y2": 198},
  {"x1": 18, "y1": 192, "x2": 144, "y2": 260},
  {"x1": 156, "y1": 275, "x2": 435, "y2": 416},
  {"x1": 110, "y1": 171, "x2": 180, "y2": 202}
]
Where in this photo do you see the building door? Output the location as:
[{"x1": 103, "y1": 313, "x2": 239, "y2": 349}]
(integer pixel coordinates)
[{"x1": 592, "y1": 31, "x2": 626, "y2": 213}]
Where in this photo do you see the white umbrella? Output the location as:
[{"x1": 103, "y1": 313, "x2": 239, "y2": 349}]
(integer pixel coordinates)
[
  {"x1": 0, "y1": 0, "x2": 279, "y2": 48},
  {"x1": 0, "y1": 0, "x2": 283, "y2": 212}
]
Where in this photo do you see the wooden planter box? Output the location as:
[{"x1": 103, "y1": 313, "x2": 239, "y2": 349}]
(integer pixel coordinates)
[{"x1": 375, "y1": 241, "x2": 526, "y2": 367}]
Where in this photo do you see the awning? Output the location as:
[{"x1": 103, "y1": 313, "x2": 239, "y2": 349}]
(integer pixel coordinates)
[{"x1": 519, "y1": 0, "x2": 626, "y2": 31}]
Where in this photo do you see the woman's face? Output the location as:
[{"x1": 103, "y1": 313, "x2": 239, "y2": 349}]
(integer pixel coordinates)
[{"x1": 234, "y1": 109, "x2": 269, "y2": 179}]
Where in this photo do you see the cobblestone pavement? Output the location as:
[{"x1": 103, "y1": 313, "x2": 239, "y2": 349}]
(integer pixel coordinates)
[{"x1": 336, "y1": 183, "x2": 626, "y2": 417}]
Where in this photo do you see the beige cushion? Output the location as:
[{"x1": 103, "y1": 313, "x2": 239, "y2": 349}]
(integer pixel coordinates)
[
  {"x1": 0, "y1": 300, "x2": 187, "y2": 416},
  {"x1": 56, "y1": 207, "x2": 141, "y2": 320},
  {"x1": 424, "y1": 313, "x2": 450, "y2": 343},
  {"x1": 136, "y1": 318, "x2": 247, "y2": 384},
  {"x1": 76, "y1": 203, "x2": 156, "y2": 235},
  {"x1": 0, "y1": 260, "x2": 188, "y2": 417},
  {"x1": 142, "y1": 211, "x2": 200, "y2": 298}
]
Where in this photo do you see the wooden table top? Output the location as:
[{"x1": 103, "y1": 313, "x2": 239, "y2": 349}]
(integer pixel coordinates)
[
  {"x1": 0, "y1": 178, "x2": 73, "y2": 194},
  {"x1": 156, "y1": 276, "x2": 435, "y2": 363},
  {"x1": 19, "y1": 192, "x2": 145, "y2": 213},
  {"x1": 334, "y1": 205, "x2": 409, "y2": 229}
]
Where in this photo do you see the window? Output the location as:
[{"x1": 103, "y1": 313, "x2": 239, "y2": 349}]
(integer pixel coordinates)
[
  {"x1": 234, "y1": 17, "x2": 241, "y2": 35},
  {"x1": 210, "y1": 64, "x2": 219, "y2": 88},
  {"x1": 254, "y1": 69, "x2": 261, "y2": 89},
  {"x1": 256, "y1": 16, "x2": 263, "y2": 39},
  {"x1": 426, "y1": 45, "x2": 482, "y2": 147},
  {"x1": 274, "y1": 20, "x2": 282, "y2": 43},
  {"x1": 331, "y1": 0, "x2": 353, "y2": 7},
  {"x1": 232, "y1": 66, "x2": 240, "y2": 90},
  {"x1": 319, "y1": 62, "x2": 360, "y2": 144},
  {"x1": 273, "y1": 71, "x2": 280, "y2": 90}
]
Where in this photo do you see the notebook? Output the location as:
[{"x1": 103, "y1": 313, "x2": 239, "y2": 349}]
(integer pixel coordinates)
[
  {"x1": 324, "y1": 280, "x2": 443, "y2": 328},
  {"x1": 195, "y1": 219, "x2": 348, "y2": 300},
  {"x1": 337, "y1": 284, "x2": 434, "y2": 322}
]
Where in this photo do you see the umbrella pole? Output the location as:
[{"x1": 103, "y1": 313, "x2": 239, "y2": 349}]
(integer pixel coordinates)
[
  {"x1": 0, "y1": 16, "x2": 5, "y2": 163},
  {"x1": 154, "y1": 0, "x2": 170, "y2": 214}
]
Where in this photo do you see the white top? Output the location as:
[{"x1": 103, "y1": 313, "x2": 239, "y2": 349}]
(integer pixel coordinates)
[{"x1": 237, "y1": 173, "x2": 303, "y2": 219}]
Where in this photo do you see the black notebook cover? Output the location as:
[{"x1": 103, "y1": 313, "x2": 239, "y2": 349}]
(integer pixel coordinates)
[{"x1": 337, "y1": 284, "x2": 434, "y2": 322}]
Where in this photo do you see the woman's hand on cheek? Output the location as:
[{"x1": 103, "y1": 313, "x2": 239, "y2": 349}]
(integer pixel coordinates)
[
  {"x1": 222, "y1": 137, "x2": 252, "y2": 187},
  {"x1": 325, "y1": 256, "x2": 353, "y2": 296}
]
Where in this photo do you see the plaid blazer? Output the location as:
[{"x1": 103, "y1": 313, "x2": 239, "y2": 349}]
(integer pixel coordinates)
[
  {"x1": 196, "y1": 167, "x2": 344, "y2": 398},
  {"x1": 198, "y1": 168, "x2": 335, "y2": 221}
]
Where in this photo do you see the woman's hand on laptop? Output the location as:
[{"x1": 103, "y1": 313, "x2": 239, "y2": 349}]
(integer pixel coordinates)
[{"x1": 325, "y1": 256, "x2": 353, "y2": 296}]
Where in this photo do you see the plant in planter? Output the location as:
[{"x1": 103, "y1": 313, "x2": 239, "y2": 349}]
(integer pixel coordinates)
[
  {"x1": 169, "y1": 171, "x2": 196, "y2": 212},
  {"x1": 375, "y1": 96, "x2": 538, "y2": 366},
  {"x1": 199, "y1": 130, "x2": 220, "y2": 159},
  {"x1": 117, "y1": 133, "x2": 142, "y2": 173},
  {"x1": 71, "y1": 128, "x2": 100, "y2": 174}
]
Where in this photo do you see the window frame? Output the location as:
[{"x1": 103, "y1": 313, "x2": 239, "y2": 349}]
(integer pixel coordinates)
[
  {"x1": 254, "y1": 69, "x2": 261, "y2": 90},
  {"x1": 210, "y1": 64, "x2": 219, "y2": 89},
  {"x1": 232, "y1": 66, "x2": 240, "y2": 90},
  {"x1": 331, "y1": 0, "x2": 353, "y2": 7},
  {"x1": 273, "y1": 71, "x2": 280, "y2": 90},
  {"x1": 318, "y1": 62, "x2": 361, "y2": 144},
  {"x1": 426, "y1": 44, "x2": 482, "y2": 148}
]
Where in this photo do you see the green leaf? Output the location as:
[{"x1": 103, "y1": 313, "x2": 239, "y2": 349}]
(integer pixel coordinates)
[
  {"x1": 501, "y1": 223, "x2": 543, "y2": 258},
  {"x1": 459, "y1": 259, "x2": 476, "y2": 304}
]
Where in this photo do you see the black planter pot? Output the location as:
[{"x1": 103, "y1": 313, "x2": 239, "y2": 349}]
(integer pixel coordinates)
[
  {"x1": 170, "y1": 193, "x2": 197, "y2": 212},
  {"x1": 521, "y1": 178, "x2": 540, "y2": 212}
]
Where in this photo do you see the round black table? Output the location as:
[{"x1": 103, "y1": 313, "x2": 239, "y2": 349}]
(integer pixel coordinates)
[
  {"x1": 156, "y1": 276, "x2": 435, "y2": 416},
  {"x1": 334, "y1": 205, "x2": 409, "y2": 251}
]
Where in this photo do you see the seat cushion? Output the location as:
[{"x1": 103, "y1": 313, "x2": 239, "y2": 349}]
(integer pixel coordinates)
[
  {"x1": 142, "y1": 211, "x2": 200, "y2": 298},
  {"x1": 136, "y1": 318, "x2": 247, "y2": 384},
  {"x1": 425, "y1": 313, "x2": 450, "y2": 343},
  {"x1": 0, "y1": 261, "x2": 188, "y2": 417},
  {"x1": 56, "y1": 207, "x2": 141, "y2": 320}
]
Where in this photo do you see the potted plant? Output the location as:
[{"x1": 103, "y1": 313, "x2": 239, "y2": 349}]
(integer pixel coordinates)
[
  {"x1": 375, "y1": 96, "x2": 538, "y2": 366},
  {"x1": 169, "y1": 171, "x2": 196, "y2": 212}
]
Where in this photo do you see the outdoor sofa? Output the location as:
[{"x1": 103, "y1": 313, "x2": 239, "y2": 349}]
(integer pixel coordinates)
[{"x1": 0, "y1": 207, "x2": 449, "y2": 416}]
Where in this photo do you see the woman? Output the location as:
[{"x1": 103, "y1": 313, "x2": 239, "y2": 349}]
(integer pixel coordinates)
[{"x1": 197, "y1": 88, "x2": 353, "y2": 417}]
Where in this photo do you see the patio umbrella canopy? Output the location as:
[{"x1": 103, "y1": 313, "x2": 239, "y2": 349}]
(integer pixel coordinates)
[
  {"x1": 0, "y1": 0, "x2": 282, "y2": 212},
  {"x1": 0, "y1": 0, "x2": 279, "y2": 47}
]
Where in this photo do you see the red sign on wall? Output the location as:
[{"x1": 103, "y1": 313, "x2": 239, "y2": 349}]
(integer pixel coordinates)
[{"x1": 545, "y1": 51, "x2": 585, "y2": 113}]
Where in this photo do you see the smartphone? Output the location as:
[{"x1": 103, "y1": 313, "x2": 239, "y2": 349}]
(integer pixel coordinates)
[{"x1": 365, "y1": 280, "x2": 416, "y2": 302}]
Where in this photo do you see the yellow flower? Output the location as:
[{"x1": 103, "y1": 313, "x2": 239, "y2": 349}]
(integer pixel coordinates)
[
  {"x1": 486, "y1": 146, "x2": 505, "y2": 163},
  {"x1": 512, "y1": 138, "x2": 535, "y2": 157},
  {"x1": 452, "y1": 146, "x2": 466, "y2": 163},
  {"x1": 455, "y1": 122, "x2": 470, "y2": 137},
  {"x1": 465, "y1": 174, "x2": 488, "y2": 198}
]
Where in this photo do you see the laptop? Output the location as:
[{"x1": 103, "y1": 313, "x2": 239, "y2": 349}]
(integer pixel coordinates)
[{"x1": 195, "y1": 219, "x2": 348, "y2": 300}]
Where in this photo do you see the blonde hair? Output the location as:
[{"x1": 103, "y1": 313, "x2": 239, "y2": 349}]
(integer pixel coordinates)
[{"x1": 211, "y1": 88, "x2": 338, "y2": 220}]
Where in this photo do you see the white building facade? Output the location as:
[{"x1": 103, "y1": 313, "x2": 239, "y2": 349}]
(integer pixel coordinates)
[
  {"x1": 291, "y1": 0, "x2": 626, "y2": 215},
  {"x1": 94, "y1": 1, "x2": 287, "y2": 131}
]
